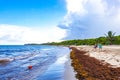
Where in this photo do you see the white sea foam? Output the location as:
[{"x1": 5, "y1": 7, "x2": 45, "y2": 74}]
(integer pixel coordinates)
[
  {"x1": 41, "y1": 48, "x2": 53, "y2": 51},
  {"x1": 55, "y1": 54, "x2": 68, "y2": 64}
]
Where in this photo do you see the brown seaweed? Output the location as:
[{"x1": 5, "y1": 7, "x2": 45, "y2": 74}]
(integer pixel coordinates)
[{"x1": 70, "y1": 47, "x2": 120, "y2": 80}]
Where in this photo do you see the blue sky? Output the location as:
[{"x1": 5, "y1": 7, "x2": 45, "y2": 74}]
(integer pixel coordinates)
[
  {"x1": 0, "y1": 0, "x2": 66, "y2": 27},
  {"x1": 0, "y1": 0, "x2": 67, "y2": 44},
  {"x1": 0, "y1": 0, "x2": 120, "y2": 44}
]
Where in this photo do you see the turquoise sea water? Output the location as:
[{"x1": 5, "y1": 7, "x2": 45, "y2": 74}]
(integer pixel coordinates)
[{"x1": 0, "y1": 45, "x2": 70, "y2": 80}]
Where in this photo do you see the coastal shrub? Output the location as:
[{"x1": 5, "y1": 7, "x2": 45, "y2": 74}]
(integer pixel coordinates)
[{"x1": 42, "y1": 35, "x2": 120, "y2": 45}]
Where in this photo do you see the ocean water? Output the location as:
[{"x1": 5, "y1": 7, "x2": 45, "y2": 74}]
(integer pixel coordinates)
[{"x1": 0, "y1": 45, "x2": 70, "y2": 80}]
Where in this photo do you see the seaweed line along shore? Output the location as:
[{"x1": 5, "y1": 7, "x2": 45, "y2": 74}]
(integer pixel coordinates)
[{"x1": 69, "y1": 45, "x2": 120, "y2": 80}]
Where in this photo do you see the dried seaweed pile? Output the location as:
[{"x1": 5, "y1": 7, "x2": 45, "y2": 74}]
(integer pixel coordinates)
[{"x1": 70, "y1": 47, "x2": 120, "y2": 80}]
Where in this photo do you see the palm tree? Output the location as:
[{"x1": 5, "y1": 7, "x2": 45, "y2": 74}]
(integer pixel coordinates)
[{"x1": 105, "y1": 31, "x2": 116, "y2": 45}]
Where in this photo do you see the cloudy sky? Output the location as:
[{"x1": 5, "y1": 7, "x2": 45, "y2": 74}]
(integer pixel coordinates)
[{"x1": 0, "y1": 0, "x2": 120, "y2": 44}]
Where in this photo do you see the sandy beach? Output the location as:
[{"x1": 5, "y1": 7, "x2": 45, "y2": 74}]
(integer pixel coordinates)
[
  {"x1": 76, "y1": 45, "x2": 120, "y2": 68},
  {"x1": 69, "y1": 45, "x2": 120, "y2": 80}
]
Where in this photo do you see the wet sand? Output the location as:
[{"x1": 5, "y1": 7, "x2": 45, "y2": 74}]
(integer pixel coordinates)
[{"x1": 64, "y1": 55, "x2": 77, "y2": 80}]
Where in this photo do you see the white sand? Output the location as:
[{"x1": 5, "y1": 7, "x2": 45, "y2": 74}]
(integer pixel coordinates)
[
  {"x1": 64, "y1": 55, "x2": 77, "y2": 80},
  {"x1": 76, "y1": 45, "x2": 120, "y2": 68}
]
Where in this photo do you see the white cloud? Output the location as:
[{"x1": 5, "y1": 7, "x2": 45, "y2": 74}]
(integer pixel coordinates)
[
  {"x1": 66, "y1": 0, "x2": 87, "y2": 15},
  {"x1": 0, "y1": 24, "x2": 66, "y2": 44},
  {"x1": 58, "y1": 0, "x2": 120, "y2": 40}
]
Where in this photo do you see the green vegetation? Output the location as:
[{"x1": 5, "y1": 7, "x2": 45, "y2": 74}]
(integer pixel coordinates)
[
  {"x1": 42, "y1": 34, "x2": 120, "y2": 45},
  {"x1": 105, "y1": 31, "x2": 116, "y2": 44},
  {"x1": 24, "y1": 31, "x2": 119, "y2": 46}
]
